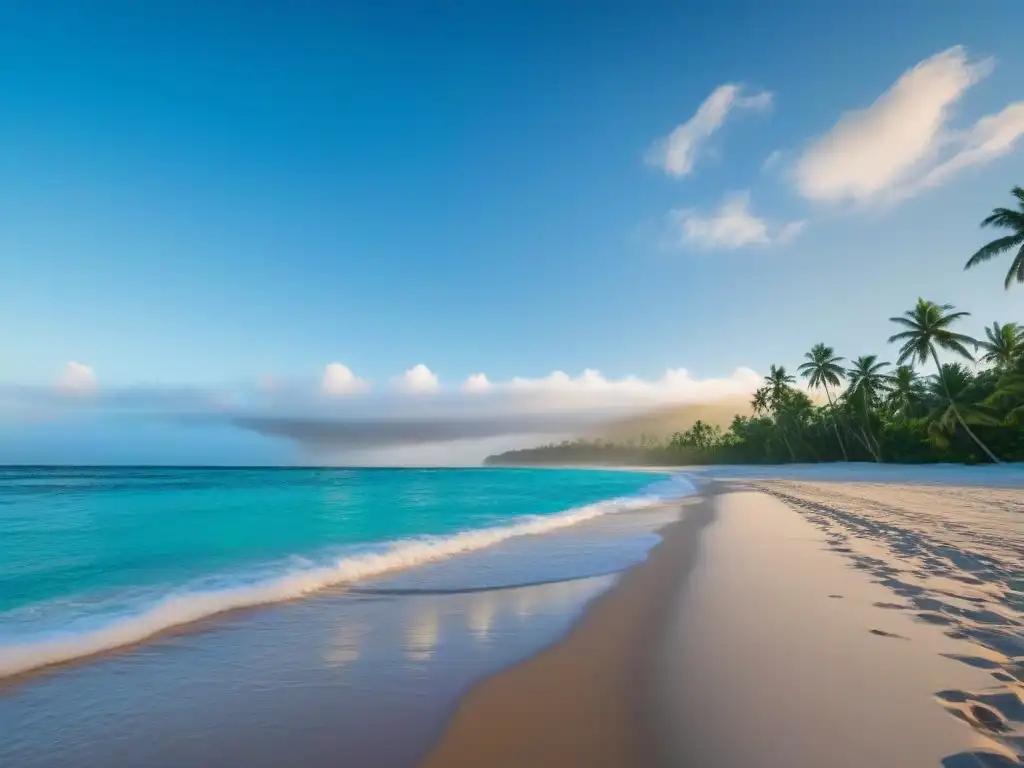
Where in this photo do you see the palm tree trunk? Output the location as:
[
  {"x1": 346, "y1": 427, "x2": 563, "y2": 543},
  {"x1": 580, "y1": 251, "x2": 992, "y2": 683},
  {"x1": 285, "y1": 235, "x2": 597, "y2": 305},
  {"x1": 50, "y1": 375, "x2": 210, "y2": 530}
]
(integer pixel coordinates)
[
  {"x1": 772, "y1": 413, "x2": 797, "y2": 462},
  {"x1": 780, "y1": 428, "x2": 796, "y2": 462},
  {"x1": 854, "y1": 424, "x2": 880, "y2": 461},
  {"x1": 932, "y1": 352, "x2": 1001, "y2": 464},
  {"x1": 860, "y1": 388, "x2": 884, "y2": 462},
  {"x1": 822, "y1": 383, "x2": 849, "y2": 461}
]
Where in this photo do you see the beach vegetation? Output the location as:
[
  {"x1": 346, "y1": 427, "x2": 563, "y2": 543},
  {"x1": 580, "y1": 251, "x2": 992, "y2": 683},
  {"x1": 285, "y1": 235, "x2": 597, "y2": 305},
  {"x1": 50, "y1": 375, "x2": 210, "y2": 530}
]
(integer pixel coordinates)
[{"x1": 488, "y1": 188, "x2": 1024, "y2": 467}]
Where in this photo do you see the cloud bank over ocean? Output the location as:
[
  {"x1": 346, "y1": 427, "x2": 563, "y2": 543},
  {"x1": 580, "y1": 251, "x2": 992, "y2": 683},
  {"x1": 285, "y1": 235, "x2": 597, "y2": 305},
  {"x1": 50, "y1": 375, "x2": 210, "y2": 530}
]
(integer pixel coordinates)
[{"x1": 1, "y1": 362, "x2": 763, "y2": 462}]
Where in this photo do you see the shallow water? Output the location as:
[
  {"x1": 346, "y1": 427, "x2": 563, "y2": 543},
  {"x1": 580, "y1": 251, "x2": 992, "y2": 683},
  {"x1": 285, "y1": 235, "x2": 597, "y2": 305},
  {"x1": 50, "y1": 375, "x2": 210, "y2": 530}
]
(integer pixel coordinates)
[
  {"x1": 0, "y1": 504, "x2": 680, "y2": 768},
  {"x1": 0, "y1": 467, "x2": 683, "y2": 676}
]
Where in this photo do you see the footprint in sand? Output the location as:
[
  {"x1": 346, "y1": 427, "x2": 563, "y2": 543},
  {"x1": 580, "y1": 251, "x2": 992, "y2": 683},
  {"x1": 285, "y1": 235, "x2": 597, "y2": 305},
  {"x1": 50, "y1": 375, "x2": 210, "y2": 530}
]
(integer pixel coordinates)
[
  {"x1": 873, "y1": 601, "x2": 909, "y2": 610},
  {"x1": 939, "y1": 654, "x2": 1003, "y2": 671},
  {"x1": 917, "y1": 611, "x2": 954, "y2": 625},
  {"x1": 935, "y1": 690, "x2": 1015, "y2": 734},
  {"x1": 941, "y1": 750, "x2": 1021, "y2": 767},
  {"x1": 869, "y1": 628, "x2": 909, "y2": 640}
]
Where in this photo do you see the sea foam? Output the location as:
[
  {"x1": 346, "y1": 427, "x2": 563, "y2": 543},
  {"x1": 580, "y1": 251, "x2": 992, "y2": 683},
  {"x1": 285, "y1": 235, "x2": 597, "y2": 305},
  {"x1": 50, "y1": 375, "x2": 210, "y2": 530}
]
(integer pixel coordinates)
[{"x1": 0, "y1": 473, "x2": 694, "y2": 678}]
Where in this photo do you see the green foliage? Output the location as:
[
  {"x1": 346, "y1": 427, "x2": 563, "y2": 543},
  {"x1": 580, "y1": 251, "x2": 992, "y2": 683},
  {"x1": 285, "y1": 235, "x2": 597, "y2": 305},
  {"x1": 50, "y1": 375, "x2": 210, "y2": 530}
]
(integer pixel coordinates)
[
  {"x1": 977, "y1": 322, "x2": 1023, "y2": 370},
  {"x1": 965, "y1": 186, "x2": 1024, "y2": 289},
  {"x1": 488, "y1": 188, "x2": 1024, "y2": 468},
  {"x1": 487, "y1": 302, "x2": 1023, "y2": 468}
]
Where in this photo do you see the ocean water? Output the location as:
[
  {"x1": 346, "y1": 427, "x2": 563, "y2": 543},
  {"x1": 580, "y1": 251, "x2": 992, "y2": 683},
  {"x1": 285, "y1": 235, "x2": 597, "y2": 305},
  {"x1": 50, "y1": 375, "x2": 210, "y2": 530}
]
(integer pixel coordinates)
[{"x1": 0, "y1": 466, "x2": 686, "y2": 677}]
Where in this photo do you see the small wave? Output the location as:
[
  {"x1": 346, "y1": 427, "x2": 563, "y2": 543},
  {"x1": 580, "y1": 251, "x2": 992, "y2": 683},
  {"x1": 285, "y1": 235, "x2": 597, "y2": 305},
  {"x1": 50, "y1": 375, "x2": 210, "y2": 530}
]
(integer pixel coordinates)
[{"x1": 0, "y1": 474, "x2": 694, "y2": 679}]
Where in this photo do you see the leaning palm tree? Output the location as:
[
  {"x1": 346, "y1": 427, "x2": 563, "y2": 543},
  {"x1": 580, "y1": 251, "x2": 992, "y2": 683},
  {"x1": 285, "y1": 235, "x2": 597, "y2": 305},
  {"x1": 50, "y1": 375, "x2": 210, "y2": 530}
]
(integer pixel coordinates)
[
  {"x1": 888, "y1": 299, "x2": 1001, "y2": 463},
  {"x1": 976, "y1": 321, "x2": 1023, "y2": 370},
  {"x1": 886, "y1": 364, "x2": 925, "y2": 420},
  {"x1": 845, "y1": 355, "x2": 891, "y2": 461},
  {"x1": 798, "y1": 343, "x2": 848, "y2": 460},
  {"x1": 925, "y1": 363, "x2": 1001, "y2": 451},
  {"x1": 965, "y1": 186, "x2": 1024, "y2": 289}
]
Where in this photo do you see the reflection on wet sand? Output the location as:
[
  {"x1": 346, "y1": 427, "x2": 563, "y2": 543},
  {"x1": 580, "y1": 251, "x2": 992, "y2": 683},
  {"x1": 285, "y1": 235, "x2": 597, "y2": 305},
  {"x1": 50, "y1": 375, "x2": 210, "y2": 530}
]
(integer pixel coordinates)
[
  {"x1": 324, "y1": 620, "x2": 368, "y2": 669},
  {"x1": 467, "y1": 593, "x2": 496, "y2": 641},
  {"x1": 407, "y1": 600, "x2": 441, "y2": 661},
  {"x1": 512, "y1": 576, "x2": 614, "y2": 621}
]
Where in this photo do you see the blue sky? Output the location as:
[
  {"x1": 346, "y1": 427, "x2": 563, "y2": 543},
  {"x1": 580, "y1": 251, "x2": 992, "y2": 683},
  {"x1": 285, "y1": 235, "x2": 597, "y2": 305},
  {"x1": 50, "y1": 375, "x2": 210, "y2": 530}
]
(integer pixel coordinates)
[{"x1": 2, "y1": 2, "x2": 1023, "y2": 464}]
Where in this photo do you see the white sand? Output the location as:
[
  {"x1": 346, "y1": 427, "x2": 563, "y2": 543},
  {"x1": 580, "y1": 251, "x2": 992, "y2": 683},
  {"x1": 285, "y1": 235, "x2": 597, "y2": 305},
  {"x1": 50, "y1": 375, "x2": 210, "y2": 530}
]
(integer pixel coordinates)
[{"x1": 656, "y1": 481, "x2": 1023, "y2": 767}]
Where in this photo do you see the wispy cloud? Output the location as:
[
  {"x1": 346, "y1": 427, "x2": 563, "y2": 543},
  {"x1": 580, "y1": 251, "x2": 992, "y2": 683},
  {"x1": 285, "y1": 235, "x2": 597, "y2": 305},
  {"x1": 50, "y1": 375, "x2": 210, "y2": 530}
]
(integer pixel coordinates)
[
  {"x1": 645, "y1": 84, "x2": 773, "y2": 178},
  {"x1": 666, "y1": 192, "x2": 805, "y2": 250},
  {"x1": 762, "y1": 149, "x2": 784, "y2": 171},
  {"x1": 775, "y1": 219, "x2": 807, "y2": 245},
  {"x1": 795, "y1": 46, "x2": 1024, "y2": 204}
]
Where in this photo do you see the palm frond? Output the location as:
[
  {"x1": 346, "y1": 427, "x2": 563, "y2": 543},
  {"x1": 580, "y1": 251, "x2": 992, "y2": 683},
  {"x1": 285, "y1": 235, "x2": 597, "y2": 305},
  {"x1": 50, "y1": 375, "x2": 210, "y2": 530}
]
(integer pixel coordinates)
[
  {"x1": 935, "y1": 311, "x2": 971, "y2": 325},
  {"x1": 957, "y1": 407, "x2": 1002, "y2": 428},
  {"x1": 980, "y1": 208, "x2": 1024, "y2": 229},
  {"x1": 936, "y1": 340, "x2": 976, "y2": 362},
  {"x1": 888, "y1": 317, "x2": 919, "y2": 329},
  {"x1": 966, "y1": 234, "x2": 1024, "y2": 268},
  {"x1": 1004, "y1": 244, "x2": 1024, "y2": 289}
]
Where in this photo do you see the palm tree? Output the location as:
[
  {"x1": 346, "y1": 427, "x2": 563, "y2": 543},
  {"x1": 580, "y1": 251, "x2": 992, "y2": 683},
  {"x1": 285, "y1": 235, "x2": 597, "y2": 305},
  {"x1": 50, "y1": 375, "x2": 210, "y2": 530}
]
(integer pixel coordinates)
[
  {"x1": 763, "y1": 366, "x2": 798, "y2": 460},
  {"x1": 925, "y1": 363, "x2": 1001, "y2": 450},
  {"x1": 751, "y1": 387, "x2": 770, "y2": 417},
  {"x1": 965, "y1": 186, "x2": 1024, "y2": 289},
  {"x1": 845, "y1": 355, "x2": 891, "y2": 461},
  {"x1": 976, "y1": 321, "x2": 1023, "y2": 370},
  {"x1": 798, "y1": 343, "x2": 849, "y2": 460},
  {"x1": 983, "y1": 354, "x2": 1024, "y2": 426},
  {"x1": 764, "y1": 365, "x2": 796, "y2": 412},
  {"x1": 886, "y1": 365, "x2": 925, "y2": 420},
  {"x1": 888, "y1": 299, "x2": 1001, "y2": 463}
]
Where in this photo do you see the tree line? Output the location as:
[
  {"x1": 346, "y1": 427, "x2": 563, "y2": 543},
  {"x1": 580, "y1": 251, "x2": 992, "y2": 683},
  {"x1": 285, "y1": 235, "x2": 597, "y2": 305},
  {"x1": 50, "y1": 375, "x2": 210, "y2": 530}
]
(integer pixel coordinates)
[{"x1": 487, "y1": 187, "x2": 1024, "y2": 467}]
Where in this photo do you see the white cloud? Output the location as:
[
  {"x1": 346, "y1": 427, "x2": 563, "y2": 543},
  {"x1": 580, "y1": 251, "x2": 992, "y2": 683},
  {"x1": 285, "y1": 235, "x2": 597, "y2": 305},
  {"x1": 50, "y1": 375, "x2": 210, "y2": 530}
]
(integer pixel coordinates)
[
  {"x1": 320, "y1": 363, "x2": 370, "y2": 396},
  {"x1": 794, "y1": 46, "x2": 1022, "y2": 203},
  {"x1": 462, "y1": 373, "x2": 491, "y2": 392},
  {"x1": 646, "y1": 84, "x2": 773, "y2": 177},
  {"x1": 488, "y1": 366, "x2": 763, "y2": 405},
  {"x1": 666, "y1": 191, "x2": 804, "y2": 250},
  {"x1": 59, "y1": 361, "x2": 97, "y2": 394},
  {"x1": 396, "y1": 364, "x2": 440, "y2": 393},
  {"x1": 906, "y1": 102, "x2": 1024, "y2": 195}
]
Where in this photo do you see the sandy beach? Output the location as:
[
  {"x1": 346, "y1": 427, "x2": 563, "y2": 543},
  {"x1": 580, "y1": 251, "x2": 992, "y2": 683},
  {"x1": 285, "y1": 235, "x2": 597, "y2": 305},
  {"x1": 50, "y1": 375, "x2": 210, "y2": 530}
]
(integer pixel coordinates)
[
  {"x1": 2, "y1": 466, "x2": 1021, "y2": 767},
  {"x1": 425, "y1": 468, "x2": 1024, "y2": 767}
]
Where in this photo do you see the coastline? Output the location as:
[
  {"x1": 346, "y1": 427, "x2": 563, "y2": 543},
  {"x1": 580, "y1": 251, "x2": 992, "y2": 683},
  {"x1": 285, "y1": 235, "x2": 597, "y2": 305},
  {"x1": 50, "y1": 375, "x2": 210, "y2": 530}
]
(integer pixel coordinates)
[
  {"x1": 423, "y1": 472, "x2": 1023, "y2": 767},
  {"x1": 0, "y1": 467, "x2": 665, "y2": 681},
  {"x1": 422, "y1": 491, "x2": 714, "y2": 767},
  {"x1": 0, "y1": 486, "x2": 683, "y2": 768},
  {"x1": 4, "y1": 467, "x2": 1021, "y2": 766}
]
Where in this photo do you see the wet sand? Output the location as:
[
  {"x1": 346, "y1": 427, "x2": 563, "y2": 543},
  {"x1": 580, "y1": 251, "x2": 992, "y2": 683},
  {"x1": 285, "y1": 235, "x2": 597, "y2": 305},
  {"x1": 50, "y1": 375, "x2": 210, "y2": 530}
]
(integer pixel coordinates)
[
  {"x1": 0, "y1": 502, "x2": 677, "y2": 768},
  {"x1": 425, "y1": 474, "x2": 1024, "y2": 767},
  {"x1": 422, "y1": 494, "x2": 713, "y2": 768}
]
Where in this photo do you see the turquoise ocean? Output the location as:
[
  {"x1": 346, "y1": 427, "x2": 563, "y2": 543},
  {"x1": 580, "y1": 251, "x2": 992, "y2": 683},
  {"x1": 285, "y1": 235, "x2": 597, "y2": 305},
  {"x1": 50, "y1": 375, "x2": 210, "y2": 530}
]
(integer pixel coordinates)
[{"x1": 0, "y1": 466, "x2": 688, "y2": 678}]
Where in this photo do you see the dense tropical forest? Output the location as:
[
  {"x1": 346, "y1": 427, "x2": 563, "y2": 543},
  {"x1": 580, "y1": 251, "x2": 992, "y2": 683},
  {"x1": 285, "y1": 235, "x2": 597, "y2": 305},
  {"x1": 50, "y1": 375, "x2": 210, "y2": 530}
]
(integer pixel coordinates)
[{"x1": 487, "y1": 187, "x2": 1024, "y2": 467}]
